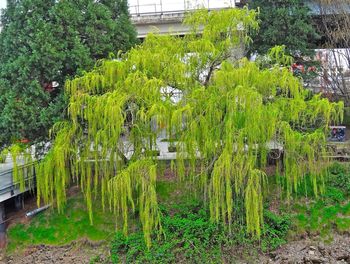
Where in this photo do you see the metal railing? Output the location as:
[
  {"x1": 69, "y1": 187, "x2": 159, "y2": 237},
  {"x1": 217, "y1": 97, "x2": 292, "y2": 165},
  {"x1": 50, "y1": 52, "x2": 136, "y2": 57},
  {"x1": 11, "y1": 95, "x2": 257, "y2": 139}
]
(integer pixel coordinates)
[{"x1": 129, "y1": 0, "x2": 240, "y2": 16}]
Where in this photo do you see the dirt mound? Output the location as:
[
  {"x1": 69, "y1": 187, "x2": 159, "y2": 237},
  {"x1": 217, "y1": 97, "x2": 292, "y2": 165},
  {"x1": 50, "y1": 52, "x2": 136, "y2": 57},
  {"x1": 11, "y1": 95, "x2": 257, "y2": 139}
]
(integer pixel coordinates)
[
  {"x1": 267, "y1": 234, "x2": 350, "y2": 264},
  {"x1": 3, "y1": 239, "x2": 109, "y2": 264}
]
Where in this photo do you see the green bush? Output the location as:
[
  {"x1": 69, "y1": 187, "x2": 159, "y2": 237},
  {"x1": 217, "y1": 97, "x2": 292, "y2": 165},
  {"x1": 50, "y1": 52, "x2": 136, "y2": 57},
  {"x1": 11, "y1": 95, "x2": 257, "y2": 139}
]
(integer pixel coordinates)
[
  {"x1": 110, "y1": 200, "x2": 224, "y2": 263},
  {"x1": 327, "y1": 163, "x2": 350, "y2": 195},
  {"x1": 261, "y1": 211, "x2": 291, "y2": 251},
  {"x1": 323, "y1": 187, "x2": 345, "y2": 203},
  {"x1": 110, "y1": 200, "x2": 291, "y2": 263}
]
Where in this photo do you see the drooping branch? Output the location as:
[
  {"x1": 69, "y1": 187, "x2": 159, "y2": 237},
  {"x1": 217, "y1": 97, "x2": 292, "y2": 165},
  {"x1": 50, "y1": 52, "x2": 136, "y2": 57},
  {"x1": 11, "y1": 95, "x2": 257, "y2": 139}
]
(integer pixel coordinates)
[{"x1": 25, "y1": 8, "x2": 344, "y2": 247}]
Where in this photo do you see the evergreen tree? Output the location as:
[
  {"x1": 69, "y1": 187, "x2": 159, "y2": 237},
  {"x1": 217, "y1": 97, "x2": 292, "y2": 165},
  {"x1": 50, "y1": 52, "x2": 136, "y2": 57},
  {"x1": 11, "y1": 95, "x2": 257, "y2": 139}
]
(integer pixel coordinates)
[
  {"x1": 0, "y1": 0, "x2": 137, "y2": 147},
  {"x1": 248, "y1": 0, "x2": 319, "y2": 58}
]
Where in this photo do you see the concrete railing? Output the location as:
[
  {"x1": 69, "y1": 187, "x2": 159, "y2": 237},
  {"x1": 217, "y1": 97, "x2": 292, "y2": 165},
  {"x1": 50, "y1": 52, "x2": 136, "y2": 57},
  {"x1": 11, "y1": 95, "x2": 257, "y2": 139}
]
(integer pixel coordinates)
[
  {"x1": 129, "y1": 0, "x2": 241, "y2": 17},
  {"x1": 0, "y1": 162, "x2": 37, "y2": 203}
]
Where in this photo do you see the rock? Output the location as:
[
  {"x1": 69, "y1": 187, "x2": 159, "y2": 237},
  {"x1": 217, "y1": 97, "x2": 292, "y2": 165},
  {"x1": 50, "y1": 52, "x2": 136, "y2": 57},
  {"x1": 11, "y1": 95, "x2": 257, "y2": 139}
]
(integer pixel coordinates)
[
  {"x1": 336, "y1": 260, "x2": 346, "y2": 264},
  {"x1": 318, "y1": 245, "x2": 326, "y2": 256},
  {"x1": 309, "y1": 246, "x2": 317, "y2": 251},
  {"x1": 309, "y1": 250, "x2": 315, "y2": 255},
  {"x1": 310, "y1": 257, "x2": 327, "y2": 263},
  {"x1": 336, "y1": 255, "x2": 350, "y2": 261},
  {"x1": 269, "y1": 252, "x2": 277, "y2": 258},
  {"x1": 304, "y1": 256, "x2": 327, "y2": 264}
]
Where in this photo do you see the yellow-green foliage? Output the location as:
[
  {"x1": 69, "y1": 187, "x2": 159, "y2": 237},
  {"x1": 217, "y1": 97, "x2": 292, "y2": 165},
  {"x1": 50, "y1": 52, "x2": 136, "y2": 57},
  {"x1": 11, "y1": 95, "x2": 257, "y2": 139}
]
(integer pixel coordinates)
[
  {"x1": 9, "y1": 144, "x2": 33, "y2": 191},
  {"x1": 0, "y1": 148, "x2": 8, "y2": 163},
  {"x1": 27, "y1": 8, "x2": 342, "y2": 245}
]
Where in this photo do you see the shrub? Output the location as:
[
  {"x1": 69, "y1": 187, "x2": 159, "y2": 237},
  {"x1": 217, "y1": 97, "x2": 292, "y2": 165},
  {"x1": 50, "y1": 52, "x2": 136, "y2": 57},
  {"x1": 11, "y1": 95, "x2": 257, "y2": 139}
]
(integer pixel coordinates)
[
  {"x1": 261, "y1": 211, "x2": 291, "y2": 251},
  {"x1": 327, "y1": 163, "x2": 350, "y2": 195},
  {"x1": 110, "y1": 200, "x2": 292, "y2": 263}
]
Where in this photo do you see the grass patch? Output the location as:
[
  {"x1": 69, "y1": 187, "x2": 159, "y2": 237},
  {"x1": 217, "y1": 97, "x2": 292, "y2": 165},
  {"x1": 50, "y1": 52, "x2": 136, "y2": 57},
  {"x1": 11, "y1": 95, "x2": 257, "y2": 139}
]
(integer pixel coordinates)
[
  {"x1": 290, "y1": 163, "x2": 350, "y2": 236},
  {"x1": 293, "y1": 199, "x2": 350, "y2": 236},
  {"x1": 7, "y1": 178, "x2": 195, "y2": 255},
  {"x1": 7, "y1": 193, "x2": 115, "y2": 253}
]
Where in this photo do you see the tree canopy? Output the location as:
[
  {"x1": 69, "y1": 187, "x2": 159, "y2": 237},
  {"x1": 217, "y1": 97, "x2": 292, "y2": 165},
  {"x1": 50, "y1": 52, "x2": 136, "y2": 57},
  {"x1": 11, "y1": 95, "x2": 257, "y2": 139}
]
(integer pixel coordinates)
[
  {"x1": 0, "y1": 0, "x2": 137, "y2": 147},
  {"x1": 22, "y1": 8, "x2": 342, "y2": 247},
  {"x1": 248, "y1": 0, "x2": 319, "y2": 58},
  {"x1": 313, "y1": 0, "x2": 350, "y2": 105}
]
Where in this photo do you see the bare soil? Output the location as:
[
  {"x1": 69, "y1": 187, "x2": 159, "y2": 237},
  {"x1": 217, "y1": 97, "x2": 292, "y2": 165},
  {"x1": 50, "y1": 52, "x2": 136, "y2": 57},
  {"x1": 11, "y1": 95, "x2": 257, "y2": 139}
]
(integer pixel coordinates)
[
  {"x1": 162, "y1": 167, "x2": 177, "y2": 181},
  {"x1": 5, "y1": 195, "x2": 37, "y2": 228},
  {"x1": 1, "y1": 234, "x2": 349, "y2": 264},
  {"x1": 1, "y1": 239, "x2": 109, "y2": 264},
  {"x1": 264, "y1": 234, "x2": 350, "y2": 264}
]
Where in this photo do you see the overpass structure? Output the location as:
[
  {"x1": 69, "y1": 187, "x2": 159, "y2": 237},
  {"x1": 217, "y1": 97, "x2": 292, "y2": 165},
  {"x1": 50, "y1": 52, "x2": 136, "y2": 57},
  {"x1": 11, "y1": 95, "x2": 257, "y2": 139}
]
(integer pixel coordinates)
[
  {"x1": 0, "y1": 160, "x2": 35, "y2": 203},
  {"x1": 129, "y1": 0, "x2": 244, "y2": 38},
  {"x1": 0, "y1": 159, "x2": 36, "y2": 246}
]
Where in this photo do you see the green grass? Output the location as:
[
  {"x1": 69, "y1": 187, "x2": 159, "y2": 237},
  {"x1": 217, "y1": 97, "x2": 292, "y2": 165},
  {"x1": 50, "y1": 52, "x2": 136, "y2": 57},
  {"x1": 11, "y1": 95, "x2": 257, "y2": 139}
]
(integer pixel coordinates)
[
  {"x1": 156, "y1": 181, "x2": 175, "y2": 199},
  {"x1": 156, "y1": 178, "x2": 198, "y2": 205},
  {"x1": 277, "y1": 163, "x2": 350, "y2": 237},
  {"x1": 292, "y1": 192, "x2": 350, "y2": 236},
  {"x1": 293, "y1": 202, "x2": 350, "y2": 237},
  {"x1": 7, "y1": 193, "x2": 116, "y2": 253},
  {"x1": 7, "y1": 179, "x2": 193, "y2": 255}
]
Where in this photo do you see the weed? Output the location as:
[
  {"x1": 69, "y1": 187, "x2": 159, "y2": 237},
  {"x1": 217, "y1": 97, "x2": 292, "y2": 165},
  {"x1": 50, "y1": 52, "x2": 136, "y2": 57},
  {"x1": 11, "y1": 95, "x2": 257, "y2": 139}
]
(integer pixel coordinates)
[{"x1": 89, "y1": 255, "x2": 102, "y2": 264}]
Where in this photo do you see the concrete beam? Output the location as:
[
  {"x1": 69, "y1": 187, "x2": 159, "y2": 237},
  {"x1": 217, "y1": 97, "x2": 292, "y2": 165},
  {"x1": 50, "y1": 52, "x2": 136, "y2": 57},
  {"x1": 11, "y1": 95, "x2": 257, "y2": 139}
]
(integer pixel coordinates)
[
  {"x1": 134, "y1": 22, "x2": 190, "y2": 38},
  {"x1": 131, "y1": 12, "x2": 187, "y2": 38}
]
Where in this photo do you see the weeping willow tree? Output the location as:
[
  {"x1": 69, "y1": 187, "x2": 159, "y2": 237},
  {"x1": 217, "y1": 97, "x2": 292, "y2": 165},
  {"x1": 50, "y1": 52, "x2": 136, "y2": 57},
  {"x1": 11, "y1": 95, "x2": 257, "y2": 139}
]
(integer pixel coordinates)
[{"x1": 26, "y1": 8, "x2": 343, "y2": 246}]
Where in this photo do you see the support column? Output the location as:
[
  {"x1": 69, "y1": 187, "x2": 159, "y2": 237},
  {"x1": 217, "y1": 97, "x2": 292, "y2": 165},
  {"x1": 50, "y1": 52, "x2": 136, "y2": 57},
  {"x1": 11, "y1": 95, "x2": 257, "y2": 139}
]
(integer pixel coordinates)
[
  {"x1": 0, "y1": 203, "x2": 6, "y2": 248},
  {"x1": 14, "y1": 194, "x2": 23, "y2": 211}
]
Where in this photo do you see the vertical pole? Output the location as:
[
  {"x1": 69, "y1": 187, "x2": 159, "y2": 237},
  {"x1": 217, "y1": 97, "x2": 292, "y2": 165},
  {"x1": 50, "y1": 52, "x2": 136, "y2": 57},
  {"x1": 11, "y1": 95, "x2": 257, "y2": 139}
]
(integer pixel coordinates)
[
  {"x1": 137, "y1": 0, "x2": 139, "y2": 16},
  {"x1": 0, "y1": 203, "x2": 6, "y2": 248}
]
